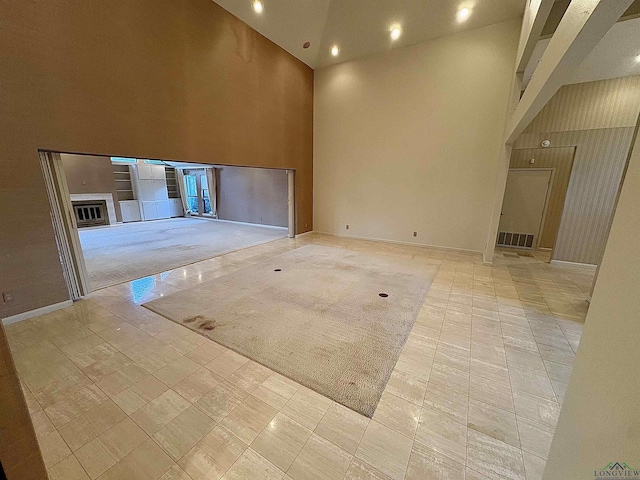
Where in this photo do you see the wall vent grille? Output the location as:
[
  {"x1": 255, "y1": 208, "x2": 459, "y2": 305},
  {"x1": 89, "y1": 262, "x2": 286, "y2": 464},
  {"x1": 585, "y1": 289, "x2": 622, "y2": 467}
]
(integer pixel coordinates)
[{"x1": 497, "y1": 231, "x2": 535, "y2": 249}]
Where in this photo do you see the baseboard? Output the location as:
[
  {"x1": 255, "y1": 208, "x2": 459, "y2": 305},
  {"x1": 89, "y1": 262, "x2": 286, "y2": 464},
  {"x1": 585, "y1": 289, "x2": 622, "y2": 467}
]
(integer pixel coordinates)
[
  {"x1": 195, "y1": 217, "x2": 288, "y2": 231},
  {"x1": 313, "y1": 231, "x2": 483, "y2": 254},
  {"x1": 2, "y1": 300, "x2": 73, "y2": 325},
  {"x1": 550, "y1": 259, "x2": 597, "y2": 270}
]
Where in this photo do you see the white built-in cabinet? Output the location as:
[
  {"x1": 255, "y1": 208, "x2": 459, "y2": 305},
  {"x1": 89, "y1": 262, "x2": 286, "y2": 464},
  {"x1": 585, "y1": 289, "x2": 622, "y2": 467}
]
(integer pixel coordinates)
[
  {"x1": 128, "y1": 164, "x2": 184, "y2": 221},
  {"x1": 119, "y1": 200, "x2": 142, "y2": 223}
]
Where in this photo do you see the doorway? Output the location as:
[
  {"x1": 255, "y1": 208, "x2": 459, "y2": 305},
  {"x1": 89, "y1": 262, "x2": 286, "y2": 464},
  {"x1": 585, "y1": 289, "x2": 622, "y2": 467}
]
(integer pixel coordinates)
[
  {"x1": 497, "y1": 168, "x2": 553, "y2": 250},
  {"x1": 41, "y1": 153, "x2": 295, "y2": 295},
  {"x1": 184, "y1": 169, "x2": 214, "y2": 217}
]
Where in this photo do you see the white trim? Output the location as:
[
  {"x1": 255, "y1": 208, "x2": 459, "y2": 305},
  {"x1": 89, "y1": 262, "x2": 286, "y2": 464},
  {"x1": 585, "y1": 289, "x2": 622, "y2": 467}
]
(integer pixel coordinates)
[
  {"x1": 70, "y1": 193, "x2": 117, "y2": 225},
  {"x1": 314, "y1": 231, "x2": 483, "y2": 254},
  {"x1": 195, "y1": 217, "x2": 288, "y2": 231},
  {"x1": 2, "y1": 300, "x2": 73, "y2": 325},
  {"x1": 550, "y1": 259, "x2": 597, "y2": 270}
]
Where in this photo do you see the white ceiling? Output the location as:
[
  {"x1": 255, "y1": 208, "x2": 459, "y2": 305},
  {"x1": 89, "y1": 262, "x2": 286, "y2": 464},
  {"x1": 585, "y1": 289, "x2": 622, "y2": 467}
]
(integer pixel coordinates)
[
  {"x1": 523, "y1": 16, "x2": 640, "y2": 88},
  {"x1": 213, "y1": 0, "x2": 526, "y2": 69}
]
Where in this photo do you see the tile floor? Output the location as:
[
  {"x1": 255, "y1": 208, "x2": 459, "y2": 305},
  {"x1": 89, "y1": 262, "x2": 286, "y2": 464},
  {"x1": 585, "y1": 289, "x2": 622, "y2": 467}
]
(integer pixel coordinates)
[{"x1": 4, "y1": 234, "x2": 595, "y2": 480}]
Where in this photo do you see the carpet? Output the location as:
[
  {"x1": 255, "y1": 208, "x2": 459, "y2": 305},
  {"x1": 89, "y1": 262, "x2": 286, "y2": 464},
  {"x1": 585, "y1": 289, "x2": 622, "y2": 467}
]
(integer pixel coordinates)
[
  {"x1": 79, "y1": 218, "x2": 287, "y2": 290},
  {"x1": 143, "y1": 244, "x2": 436, "y2": 417}
]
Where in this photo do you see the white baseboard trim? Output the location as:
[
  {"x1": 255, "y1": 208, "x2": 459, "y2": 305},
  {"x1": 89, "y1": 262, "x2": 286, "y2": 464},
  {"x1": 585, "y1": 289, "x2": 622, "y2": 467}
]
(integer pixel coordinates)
[
  {"x1": 313, "y1": 231, "x2": 483, "y2": 254},
  {"x1": 550, "y1": 259, "x2": 597, "y2": 270},
  {"x1": 194, "y1": 217, "x2": 288, "y2": 231},
  {"x1": 2, "y1": 300, "x2": 73, "y2": 326}
]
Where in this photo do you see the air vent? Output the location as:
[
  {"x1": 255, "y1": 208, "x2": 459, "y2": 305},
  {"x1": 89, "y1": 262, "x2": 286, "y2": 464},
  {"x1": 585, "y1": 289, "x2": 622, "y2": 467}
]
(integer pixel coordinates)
[{"x1": 497, "y1": 231, "x2": 535, "y2": 249}]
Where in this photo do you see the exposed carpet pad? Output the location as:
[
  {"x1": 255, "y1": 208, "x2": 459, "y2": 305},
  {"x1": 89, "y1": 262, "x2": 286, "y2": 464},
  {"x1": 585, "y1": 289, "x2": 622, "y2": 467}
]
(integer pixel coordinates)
[
  {"x1": 143, "y1": 244, "x2": 436, "y2": 416},
  {"x1": 79, "y1": 218, "x2": 287, "y2": 290}
]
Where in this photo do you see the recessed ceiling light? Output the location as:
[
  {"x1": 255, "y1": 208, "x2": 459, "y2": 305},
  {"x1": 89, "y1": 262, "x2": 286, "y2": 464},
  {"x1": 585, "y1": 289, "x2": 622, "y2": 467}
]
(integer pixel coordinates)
[
  {"x1": 457, "y1": 7, "x2": 471, "y2": 22},
  {"x1": 252, "y1": 0, "x2": 263, "y2": 14},
  {"x1": 331, "y1": 45, "x2": 339, "y2": 57},
  {"x1": 390, "y1": 26, "x2": 402, "y2": 41},
  {"x1": 635, "y1": 53, "x2": 640, "y2": 63}
]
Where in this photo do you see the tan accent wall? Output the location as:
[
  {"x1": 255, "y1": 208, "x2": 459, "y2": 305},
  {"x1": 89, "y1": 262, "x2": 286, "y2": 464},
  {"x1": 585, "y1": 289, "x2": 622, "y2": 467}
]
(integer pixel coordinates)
[
  {"x1": 509, "y1": 147, "x2": 576, "y2": 249},
  {"x1": 0, "y1": 0, "x2": 313, "y2": 319},
  {"x1": 217, "y1": 167, "x2": 288, "y2": 228},
  {"x1": 0, "y1": 325, "x2": 48, "y2": 479},
  {"x1": 60, "y1": 154, "x2": 122, "y2": 223},
  {"x1": 313, "y1": 20, "x2": 520, "y2": 251},
  {"x1": 515, "y1": 76, "x2": 640, "y2": 265},
  {"x1": 542, "y1": 116, "x2": 640, "y2": 480}
]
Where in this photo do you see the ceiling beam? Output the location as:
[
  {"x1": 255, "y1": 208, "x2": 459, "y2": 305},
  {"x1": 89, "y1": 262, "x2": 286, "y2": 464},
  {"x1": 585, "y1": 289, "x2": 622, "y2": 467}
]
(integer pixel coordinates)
[
  {"x1": 505, "y1": 0, "x2": 635, "y2": 144},
  {"x1": 516, "y1": 0, "x2": 556, "y2": 74}
]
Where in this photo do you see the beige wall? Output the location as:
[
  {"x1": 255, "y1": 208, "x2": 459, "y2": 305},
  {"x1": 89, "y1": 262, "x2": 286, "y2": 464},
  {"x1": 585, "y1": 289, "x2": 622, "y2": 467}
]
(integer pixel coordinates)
[
  {"x1": 0, "y1": 0, "x2": 313, "y2": 319},
  {"x1": 313, "y1": 20, "x2": 520, "y2": 251},
  {"x1": 515, "y1": 76, "x2": 640, "y2": 265},
  {"x1": 217, "y1": 166, "x2": 288, "y2": 227},
  {"x1": 61, "y1": 154, "x2": 122, "y2": 222},
  {"x1": 0, "y1": 325, "x2": 48, "y2": 479},
  {"x1": 543, "y1": 117, "x2": 640, "y2": 479}
]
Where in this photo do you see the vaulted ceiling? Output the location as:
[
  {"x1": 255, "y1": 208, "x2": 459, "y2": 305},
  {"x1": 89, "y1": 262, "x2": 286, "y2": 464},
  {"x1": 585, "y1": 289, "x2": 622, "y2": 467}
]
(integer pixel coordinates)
[{"x1": 213, "y1": 0, "x2": 526, "y2": 69}]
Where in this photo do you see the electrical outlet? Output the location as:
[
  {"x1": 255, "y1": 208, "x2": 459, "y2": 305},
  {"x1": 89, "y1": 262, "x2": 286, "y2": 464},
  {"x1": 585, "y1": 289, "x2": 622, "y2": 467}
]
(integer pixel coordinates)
[
  {"x1": 2, "y1": 292, "x2": 15, "y2": 303},
  {"x1": 346, "y1": 224, "x2": 350, "y2": 230},
  {"x1": 413, "y1": 232, "x2": 417, "y2": 237}
]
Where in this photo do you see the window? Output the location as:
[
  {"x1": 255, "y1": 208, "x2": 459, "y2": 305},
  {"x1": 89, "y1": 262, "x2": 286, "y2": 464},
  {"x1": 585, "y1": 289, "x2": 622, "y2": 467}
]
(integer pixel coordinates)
[
  {"x1": 111, "y1": 157, "x2": 136, "y2": 164},
  {"x1": 143, "y1": 159, "x2": 166, "y2": 165}
]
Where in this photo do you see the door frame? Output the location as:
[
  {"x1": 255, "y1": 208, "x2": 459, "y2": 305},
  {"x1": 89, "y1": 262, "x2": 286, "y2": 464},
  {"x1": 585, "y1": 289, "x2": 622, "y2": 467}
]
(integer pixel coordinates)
[
  {"x1": 39, "y1": 151, "x2": 91, "y2": 299},
  {"x1": 502, "y1": 167, "x2": 554, "y2": 250}
]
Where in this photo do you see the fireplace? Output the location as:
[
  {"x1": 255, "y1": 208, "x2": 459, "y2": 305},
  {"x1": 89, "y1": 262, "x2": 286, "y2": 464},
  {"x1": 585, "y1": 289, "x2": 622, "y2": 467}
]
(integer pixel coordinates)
[{"x1": 72, "y1": 200, "x2": 109, "y2": 228}]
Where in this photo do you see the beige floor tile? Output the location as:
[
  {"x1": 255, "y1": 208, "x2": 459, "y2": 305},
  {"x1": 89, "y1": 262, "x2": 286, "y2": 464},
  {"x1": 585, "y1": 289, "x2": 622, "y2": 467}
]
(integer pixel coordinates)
[
  {"x1": 429, "y1": 363, "x2": 469, "y2": 395},
  {"x1": 315, "y1": 402, "x2": 369, "y2": 455},
  {"x1": 288, "y1": 433, "x2": 352, "y2": 480},
  {"x1": 344, "y1": 458, "x2": 392, "y2": 480},
  {"x1": 228, "y1": 361, "x2": 273, "y2": 394},
  {"x1": 221, "y1": 448, "x2": 284, "y2": 480},
  {"x1": 154, "y1": 356, "x2": 202, "y2": 387},
  {"x1": 550, "y1": 379, "x2": 568, "y2": 404},
  {"x1": 355, "y1": 421, "x2": 413, "y2": 480},
  {"x1": 186, "y1": 342, "x2": 228, "y2": 366},
  {"x1": 280, "y1": 387, "x2": 332, "y2": 430},
  {"x1": 516, "y1": 416, "x2": 554, "y2": 460},
  {"x1": 33, "y1": 371, "x2": 92, "y2": 408},
  {"x1": 414, "y1": 405, "x2": 467, "y2": 465},
  {"x1": 47, "y1": 454, "x2": 90, "y2": 480},
  {"x1": 137, "y1": 345, "x2": 184, "y2": 374},
  {"x1": 159, "y1": 464, "x2": 196, "y2": 480},
  {"x1": 384, "y1": 370, "x2": 427, "y2": 406},
  {"x1": 508, "y1": 372, "x2": 556, "y2": 403},
  {"x1": 174, "y1": 367, "x2": 223, "y2": 403},
  {"x1": 98, "y1": 438, "x2": 174, "y2": 480},
  {"x1": 75, "y1": 418, "x2": 148, "y2": 479},
  {"x1": 45, "y1": 384, "x2": 109, "y2": 428},
  {"x1": 422, "y1": 383, "x2": 468, "y2": 423},
  {"x1": 31, "y1": 409, "x2": 57, "y2": 439},
  {"x1": 522, "y1": 451, "x2": 546, "y2": 480},
  {"x1": 469, "y1": 374, "x2": 515, "y2": 413},
  {"x1": 465, "y1": 467, "x2": 492, "y2": 480},
  {"x1": 96, "y1": 363, "x2": 149, "y2": 397},
  {"x1": 153, "y1": 405, "x2": 216, "y2": 460},
  {"x1": 205, "y1": 350, "x2": 250, "y2": 379},
  {"x1": 112, "y1": 375, "x2": 169, "y2": 415},
  {"x1": 466, "y1": 429, "x2": 526, "y2": 480},
  {"x1": 179, "y1": 425, "x2": 248, "y2": 480},
  {"x1": 220, "y1": 395, "x2": 277, "y2": 444},
  {"x1": 38, "y1": 430, "x2": 72, "y2": 469},
  {"x1": 58, "y1": 399, "x2": 127, "y2": 451},
  {"x1": 372, "y1": 392, "x2": 420, "y2": 438},
  {"x1": 251, "y1": 412, "x2": 312, "y2": 471},
  {"x1": 130, "y1": 389, "x2": 191, "y2": 435},
  {"x1": 468, "y1": 398, "x2": 520, "y2": 448},
  {"x1": 512, "y1": 391, "x2": 560, "y2": 428},
  {"x1": 196, "y1": 381, "x2": 249, "y2": 422},
  {"x1": 405, "y1": 441, "x2": 465, "y2": 480}
]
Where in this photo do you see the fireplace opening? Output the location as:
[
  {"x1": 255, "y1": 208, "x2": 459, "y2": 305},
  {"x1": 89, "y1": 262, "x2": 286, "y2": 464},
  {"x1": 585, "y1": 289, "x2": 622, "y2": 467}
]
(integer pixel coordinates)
[{"x1": 72, "y1": 200, "x2": 109, "y2": 228}]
